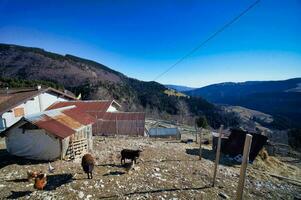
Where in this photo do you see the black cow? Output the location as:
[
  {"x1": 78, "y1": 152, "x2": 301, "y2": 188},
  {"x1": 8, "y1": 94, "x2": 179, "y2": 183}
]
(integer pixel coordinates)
[{"x1": 121, "y1": 149, "x2": 142, "y2": 164}]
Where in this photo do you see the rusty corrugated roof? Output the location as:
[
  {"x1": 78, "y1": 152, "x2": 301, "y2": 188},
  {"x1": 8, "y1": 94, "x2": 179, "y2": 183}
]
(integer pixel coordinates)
[
  {"x1": 33, "y1": 115, "x2": 75, "y2": 139},
  {"x1": 25, "y1": 106, "x2": 94, "y2": 139},
  {"x1": 47, "y1": 100, "x2": 120, "y2": 113},
  {"x1": 62, "y1": 108, "x2": 96, "y2": 125}
]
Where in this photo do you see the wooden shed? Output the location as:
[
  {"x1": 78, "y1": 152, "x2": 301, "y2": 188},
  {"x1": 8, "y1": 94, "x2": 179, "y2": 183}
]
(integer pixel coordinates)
[{"x1": 0, "y1": 106, "x2": 95, "y2": 161}]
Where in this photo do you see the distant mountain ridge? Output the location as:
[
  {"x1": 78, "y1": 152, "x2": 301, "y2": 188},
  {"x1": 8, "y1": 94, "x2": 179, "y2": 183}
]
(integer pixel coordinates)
[
  {"x1": 185, "y1": 78, "x2": 301, "y2": 128},
  {"x1": 165, "y1": 84, "x2": 195, "y2": 92}
]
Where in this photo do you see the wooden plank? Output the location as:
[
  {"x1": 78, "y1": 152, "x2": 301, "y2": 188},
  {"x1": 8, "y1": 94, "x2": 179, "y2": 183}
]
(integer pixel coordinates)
[
  {"x1": 212, "y1": 125, "x2": 223, "y2": 187},
  {"x1": 236, "y1": 134, "x2": 253, "y2": 200},
  {"x1": 195, "y1": 124, "x2": 198, "y2": 144},
  {"x1": 199, "y1": 128, "x2": 203, "y2": 160}
]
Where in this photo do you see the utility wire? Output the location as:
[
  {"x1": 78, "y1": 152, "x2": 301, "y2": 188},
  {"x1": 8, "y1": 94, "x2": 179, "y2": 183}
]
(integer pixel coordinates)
[{"x1": 153, "y1": 0, "x2": 261, "y2": 81}]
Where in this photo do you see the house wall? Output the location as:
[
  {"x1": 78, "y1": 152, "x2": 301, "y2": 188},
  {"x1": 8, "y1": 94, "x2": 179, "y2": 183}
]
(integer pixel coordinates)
[
  {"x1": 107, "y1": 105, "x2": 118, "y2": 112},
  {"x1": 0, "y1": 92, "x2": 68, "y2": 132},
  {"x1": 6, "y1": 126, "x2": 61, "y2": 160}
]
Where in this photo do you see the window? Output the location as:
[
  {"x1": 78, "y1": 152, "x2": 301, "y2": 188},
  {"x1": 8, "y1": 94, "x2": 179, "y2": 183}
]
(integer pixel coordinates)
[{"x1": 14, "y1": 107, "x2": 25, "y2": 117}]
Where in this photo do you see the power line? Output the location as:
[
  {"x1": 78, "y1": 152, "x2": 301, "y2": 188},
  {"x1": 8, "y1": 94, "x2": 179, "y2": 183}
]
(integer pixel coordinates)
[{"x1": 153, "y1": 0, "x2": 261, "y2": 81}]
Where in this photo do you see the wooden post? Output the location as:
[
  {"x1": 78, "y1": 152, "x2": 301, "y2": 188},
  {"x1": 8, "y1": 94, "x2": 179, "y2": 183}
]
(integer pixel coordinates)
[
  {"x1": 199, "y1": 128, "x2": 203, "y2": 160},
  {"x1": 116, "y1": 115, "x2": 118, "y2": 136},
  {"x1": 236, "y1": 134, "x2": 253, "y2": 200},
  {"x1": 195, "y1": 124, "x2": 198, "y2": 144},
  {"x1": 212, "y1": 125, "x2": 223, "y2": 187}
]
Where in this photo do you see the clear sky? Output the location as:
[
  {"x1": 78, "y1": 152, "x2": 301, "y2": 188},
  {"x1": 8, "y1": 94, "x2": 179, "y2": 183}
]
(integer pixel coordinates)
[{"x1": 0, "y1": 0, "x2": 300, "y2": 87}]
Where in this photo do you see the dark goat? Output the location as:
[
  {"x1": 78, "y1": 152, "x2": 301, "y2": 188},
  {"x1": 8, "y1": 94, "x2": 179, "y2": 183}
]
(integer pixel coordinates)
[
  {"x1": 121, "y1": 149, "x2": 142, "y2": 164},
  {"x1": 81, "y1": 154, "x2": 95, "y2": 179}
]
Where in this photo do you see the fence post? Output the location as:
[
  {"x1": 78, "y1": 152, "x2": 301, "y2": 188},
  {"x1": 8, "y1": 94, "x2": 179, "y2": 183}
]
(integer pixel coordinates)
[
  {"x1": 195, "y1": 123, "x2": 198, "y2": 144},
  {"x1": 212, "y1": 125, "x2": 223, "y2": 187},
  {"x1": 236, "y1": 134, "x2": 253, "y2": 200},
  {"x1": 199, "y1": 128, "x2": 203, "y2": 160}
]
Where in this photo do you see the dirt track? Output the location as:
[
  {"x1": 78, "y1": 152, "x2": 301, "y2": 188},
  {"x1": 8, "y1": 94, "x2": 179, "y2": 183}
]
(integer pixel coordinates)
[{"x1": 0, "y1": 135, "x2": 300, "y2": 200}]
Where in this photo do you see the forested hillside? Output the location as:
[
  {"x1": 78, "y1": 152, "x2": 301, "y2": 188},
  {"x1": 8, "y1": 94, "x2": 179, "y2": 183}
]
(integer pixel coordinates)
[{"x1": 0, "y1": 43, "x2": 239, "y2": 128}]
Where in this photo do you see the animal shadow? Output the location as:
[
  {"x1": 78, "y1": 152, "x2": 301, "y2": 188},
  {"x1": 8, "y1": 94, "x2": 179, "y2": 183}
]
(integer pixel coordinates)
[
  {"x1": 7, "y1": 191, "x2": 32, "y2": 199},
  {"x1": 44, "y1": 173, "x2": 74, "y2": 191},
  {"x1": 185, "y1": 148, "x2": 238, "y2": 166},
  {"x1": 6, "y1": 178, "x2": 28, "y2": 183},
  {"x1": 97, "y1": 163, "x2": 124, "y2": 168},
  {"x1": 103, "y1": 171, "x2": 125, "y2": 176}
]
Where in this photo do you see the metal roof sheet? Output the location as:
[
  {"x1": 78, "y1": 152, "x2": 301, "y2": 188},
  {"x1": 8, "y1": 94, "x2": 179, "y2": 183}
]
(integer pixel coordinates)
[
  {"x1": 33, "y1": 115, "x2": 75, "y2": 139},
  {"x1": 24, "y1": 106, "x2": 94, "y2": 139},
  {"x1": 47, "y1": 100, "x2": 120, "y2": 113}
]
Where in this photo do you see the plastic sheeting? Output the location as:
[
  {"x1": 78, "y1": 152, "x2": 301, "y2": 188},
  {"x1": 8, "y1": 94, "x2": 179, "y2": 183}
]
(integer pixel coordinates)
[
  {"x1": 6, "y1": 127, "x2": 61, "y2": 161},
  {"x1": 148, "y1": 128, "x2": 181, "y2": 140}
]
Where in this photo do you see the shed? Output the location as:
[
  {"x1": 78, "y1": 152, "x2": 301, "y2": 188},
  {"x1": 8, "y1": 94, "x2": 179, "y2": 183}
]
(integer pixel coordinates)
[
  {"x1": 0, "y1": 106, "x2": 95, "y2": 161},
  {"x1": 212, "y1": 128, "x2": 268, "y2": 162},
  {"x1": 148, "y1": 128, "x2": 181, "y2": 140}
]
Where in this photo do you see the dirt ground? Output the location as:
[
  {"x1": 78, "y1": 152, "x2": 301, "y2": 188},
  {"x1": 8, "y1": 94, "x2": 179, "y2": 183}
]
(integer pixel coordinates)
[{"x1": 0, "y1": 134, "x2": 300, "y2": 200}]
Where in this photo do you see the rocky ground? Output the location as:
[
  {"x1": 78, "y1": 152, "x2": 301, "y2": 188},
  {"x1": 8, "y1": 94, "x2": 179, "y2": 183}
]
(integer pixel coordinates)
[{"x1": 0, "y1": 133, "x2": 300, "y2": 200}]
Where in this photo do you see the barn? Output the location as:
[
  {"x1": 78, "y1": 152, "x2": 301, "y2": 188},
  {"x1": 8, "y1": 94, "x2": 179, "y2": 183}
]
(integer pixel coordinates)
[
  {"x1": 212, "y1": 128, "x2": 268, "y2": 162},
  {"x1": 0, "y1": 86, "x2": 77, "y2": 132},
  {"x1": 0, "y1": 106, "x2": 95, "y2": 161},
  {"x1": 47, "y1": 100, "x2": 146, "y2": 136}
]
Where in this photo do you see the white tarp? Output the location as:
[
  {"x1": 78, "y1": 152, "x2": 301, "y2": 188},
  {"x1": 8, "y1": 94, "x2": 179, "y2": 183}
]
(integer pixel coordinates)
[
  {"x1": 6, "y1": 127, "x2": 61, "y2": 161},
  {"x1": 148, "y1": 128, "x2": 181, "y2": 139}
]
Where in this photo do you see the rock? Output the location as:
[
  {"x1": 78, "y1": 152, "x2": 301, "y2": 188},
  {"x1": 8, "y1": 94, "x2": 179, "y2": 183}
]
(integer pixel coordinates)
[
  {"x1": 154, "y1": 167, "x2": 160, "y2": 172},
  {"x1": 78, "y1": 191, "x2": 85, "y2": 199},
  {"x1": 218, "y1": 192, "x2": 229, "y2": 199}
]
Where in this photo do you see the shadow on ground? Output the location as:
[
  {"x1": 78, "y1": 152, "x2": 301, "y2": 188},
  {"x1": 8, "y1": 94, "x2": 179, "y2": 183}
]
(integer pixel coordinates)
[
  {"x1": 103, "y1": 171, "x2": 125, "y2": 176},
  {"x1": 45, "y1": 173, "x2": 74, "y2": 191},
  {"x1": 98, "y1": 185, "x2": 212, "y2": 199},
  {"x1": 6, "y1": 173, "x2": 74, "y2": 191},
  {"x1": 186, "y1": 148, "x2": 239, "y2": 166},
  {"x1": 0, "y1": 149, "x2": 48, "y2": 169},
  {"x1": 7, "y1": 191, "x2": 32, "y2": 199},
  {"x1": 97, "y1": 163, "x2": 124, "y2": 168}
]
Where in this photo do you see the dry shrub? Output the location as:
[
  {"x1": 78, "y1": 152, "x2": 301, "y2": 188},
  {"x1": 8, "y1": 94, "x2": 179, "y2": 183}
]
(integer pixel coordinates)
[{"x1": 258, "y1": 148, "x2": 269, "y2": 160}]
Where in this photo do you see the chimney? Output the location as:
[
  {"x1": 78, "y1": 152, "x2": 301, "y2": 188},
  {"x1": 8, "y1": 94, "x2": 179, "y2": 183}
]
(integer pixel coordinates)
[{"x1": 37, "y1": 85, "x2": 42, "y2": 90}]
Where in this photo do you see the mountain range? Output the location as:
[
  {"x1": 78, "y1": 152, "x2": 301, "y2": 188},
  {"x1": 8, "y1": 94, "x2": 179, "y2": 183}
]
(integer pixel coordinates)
[
  {"x1": 0, "y1": 43, "x2": 240, "y2": 128},
  {"x1": 1, "y1": 43, "x2": 300, "y2": 130},
  {"x1": 185, "y1": 78, "x2": 301, "y2": 128}
]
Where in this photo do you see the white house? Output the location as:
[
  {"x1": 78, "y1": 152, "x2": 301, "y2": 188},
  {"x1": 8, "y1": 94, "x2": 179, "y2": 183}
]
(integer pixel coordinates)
[
  {"x1": 0, "y1": 86, "x2": 77, "y2": 132},
  {"x1": 0, "y1": 106, "x2": 95, "y2": 161}
]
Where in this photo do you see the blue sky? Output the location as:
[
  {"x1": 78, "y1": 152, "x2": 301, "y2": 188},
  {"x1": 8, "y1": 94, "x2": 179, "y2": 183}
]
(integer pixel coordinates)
[{"x1": 0, "y1": 0, "x2": 300, "y2": 87}]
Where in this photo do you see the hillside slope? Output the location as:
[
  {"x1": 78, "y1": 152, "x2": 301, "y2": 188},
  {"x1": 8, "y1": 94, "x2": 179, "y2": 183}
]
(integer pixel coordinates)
[
  {"x1": 165, "y1": 84, "x2": 195, "y2": 92},
  {"x1": 0, "y1": 43, "x2": 239, "y2": 128},
  {"x1": 186, "y1": 79, "x2": 301, "y2": 128}
]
